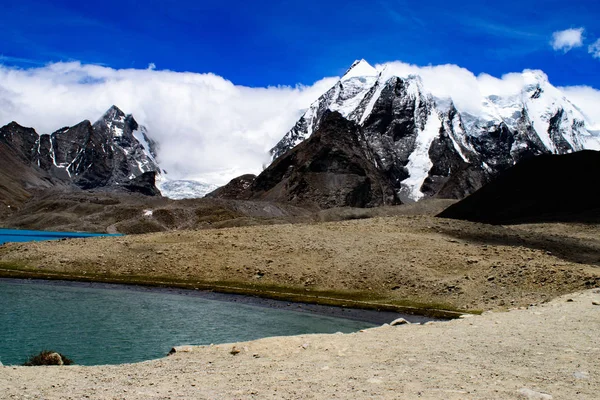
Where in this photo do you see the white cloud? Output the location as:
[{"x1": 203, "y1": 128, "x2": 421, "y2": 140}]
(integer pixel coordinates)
[
  {"x1": 375, "y1": 60, "x2": 600, "y2": 132},
  {"x1": 1, "y1": 60, "x2": 599, "y2": 186},
  {"x1": 375, "y1": 62, "x2": 552, "y2": 117},
  {"x1": 550, "y1": 28, "x2": 585, "y2": 52},
  {"x1": 376, "y1": 62, "x2": 484, "y2": 115},
  {"x1": 589, "y1": 39, "x2": 600, "y2": 59},
  {"x1": 559, "y1": 85, "x2": 600, "y2": 129},
  {"x1": 0, "y1": 62, "x2": 336, "y2": 184}
]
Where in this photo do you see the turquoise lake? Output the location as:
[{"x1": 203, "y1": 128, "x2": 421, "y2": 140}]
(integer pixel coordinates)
[
  {"x1": 0, "y1": 280, "x2": 379, "y2": 366},
  {"x1": 0, "y1": 228, "x2": 121, "y2": 245}
]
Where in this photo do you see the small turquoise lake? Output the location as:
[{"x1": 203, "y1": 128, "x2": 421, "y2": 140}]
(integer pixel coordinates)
[
  {"x1": 0, "y1": 279, "x2": 393, "y2": 366},
  {"x1": 0, "y1": 228, "x2": 121, "y2": 245}
]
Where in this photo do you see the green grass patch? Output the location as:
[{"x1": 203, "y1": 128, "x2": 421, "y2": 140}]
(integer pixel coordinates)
[{"x1": 0, "y1": 262, "x2": 470, "y2": 318}]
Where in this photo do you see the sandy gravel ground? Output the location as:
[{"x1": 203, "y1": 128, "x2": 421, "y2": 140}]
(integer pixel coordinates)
[
  {"x1": 1, "y1": 215, "x2": 600, "y2": 312},
  {"x1": 2, "y1": 215, "x2": 600, "y2": 398},
  {"x1": 2, "y1": 289, "x2": 599, "y2": 399}
]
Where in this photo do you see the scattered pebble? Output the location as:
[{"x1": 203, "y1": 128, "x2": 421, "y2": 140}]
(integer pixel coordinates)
[
  {"x1": 517, "y1": 388, "x2": 553, "y2": 399},
  {"x1": 574, "y1": 371, "x2": 589, "y2": 379}
]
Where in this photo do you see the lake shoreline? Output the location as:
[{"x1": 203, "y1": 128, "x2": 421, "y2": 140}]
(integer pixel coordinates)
[
  {"x1": 0, "y1": 265, "x2": 463, "y2": 319},
  {"x1": 0, "y1": 277, "x2": 435, "y2": 325},
  {"x1": 3, "y1": 215, "x2": 599, "y2": 320},
  {"x1": 1, "y1": 278, "x2": 388, "y2": 366},
  {"x1": 3, "y1": 289, "x2": 599, "y2": 399}
]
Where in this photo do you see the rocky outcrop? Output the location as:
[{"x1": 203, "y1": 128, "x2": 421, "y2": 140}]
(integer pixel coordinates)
[
  {"x1": 0, "y1": 123, "x2": 61, "y2": 210},
  {"x1": 206, "y1": 174, "x2": 257, "y2": 199},
  {"x1": 122, "y1": 171, "x2": 162, "y2": 196},
  {"x1": 212, "y1": 111, "x2": 399, "y2": 208},
  {"x1": 0, "y1": 122, "x2": 39, "y2": 162}
]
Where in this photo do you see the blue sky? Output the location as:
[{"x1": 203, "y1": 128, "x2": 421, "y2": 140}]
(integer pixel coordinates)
[
  {"x1": 1, "y1": 0, "x2": 600, "y2": 184},
  {"x1": 1, "y1": 0, "x2": 599, "y2": 88}
]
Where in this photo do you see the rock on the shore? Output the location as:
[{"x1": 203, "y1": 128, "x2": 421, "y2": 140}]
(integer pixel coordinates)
[{"x1": 168, "y1": 346, "x2": 194, "y2": 355}]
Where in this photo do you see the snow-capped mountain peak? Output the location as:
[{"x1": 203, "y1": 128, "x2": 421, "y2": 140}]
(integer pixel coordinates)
[
  {"x1": 96, "y1": 105, "x2": 128, "y2": 138},
  {"x1": 521, "y1": 69, "x2": 549, "y2": 87},
  {"x1": 341, "y1": 59, "x2": 378, "y2": 81},
  {"x1": 0, "y1": 105, "x2": 162, "y2": 194},
  {"x1": 270, "y1": 60, "x2": 600, "y2": 202}
]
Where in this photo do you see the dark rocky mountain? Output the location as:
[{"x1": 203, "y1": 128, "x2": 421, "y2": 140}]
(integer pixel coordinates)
[
  {"x1": 0, "y1": 124, "x2": 59, "y2": 215},
  {"x1": 208, "y1": 111, "x2": 399, "y2": 208},
  {"x1": 206, "y1": 174, "x2": 256, "y2": 200},
  {"x1": 0, "y1": 106, "x2": 161, "y2": 210},
  {"x1": 437, "y1": 150, "x2": 600, "y2": 224},
  {"x1": 270, "y1": 60, "x2": 600, "y2": 203},
  {"x1": 122, "y1": 171, "x2": 162, "y2": 197}
]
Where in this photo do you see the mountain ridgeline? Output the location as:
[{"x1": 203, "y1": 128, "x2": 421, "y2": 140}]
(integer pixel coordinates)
[
  {"x1": 258, "y1": 60, "x2": 600, "y2": 206},
  {"x1": 3, "y1": 60, "x2": 600, "y2": 215},
  {"x1": 208, "y1": 111, "x2": 399, "y2": 208},
  {"x1": 0, "y1": 106, "x2": 161, "y2": 208}
]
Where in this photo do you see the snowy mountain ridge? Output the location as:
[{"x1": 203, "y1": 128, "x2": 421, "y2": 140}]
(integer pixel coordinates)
[
  {"x1": 271, "y1": 60, "x2": 600, "y2": 202},
  {"x1": 0, "y1": 105, "x2": 226, "y2": 200},
  {"x1": 0, "y1": 105, "x2": 162, "y2": 194}
]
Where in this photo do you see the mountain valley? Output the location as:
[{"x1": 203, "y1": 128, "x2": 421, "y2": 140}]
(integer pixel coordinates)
[{"x1": 1, "y1": 60, "x2": 600, "y2": 400}]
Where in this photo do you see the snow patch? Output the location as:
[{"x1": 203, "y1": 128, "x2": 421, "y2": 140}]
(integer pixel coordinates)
[
  {"x1": 399, "y1": 111, "x2": 442, "y2": 202},
  {"x1": 359, "y1": 78, "x2": 386, "y2": 125},
  {"x1": 133, "y1": 128, "x2": 157, "y2": 163},
  {"x1": 106, "y1": 114, "x2": 126, "y2": 137},
  {"x1": 330, "y1": 76, "x2": 378, "y2": 119}
]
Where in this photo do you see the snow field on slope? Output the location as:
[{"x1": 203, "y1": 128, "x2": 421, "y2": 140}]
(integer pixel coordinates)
[{"x1": 400, "y1": 111, "x2": 442, "y2": 202}]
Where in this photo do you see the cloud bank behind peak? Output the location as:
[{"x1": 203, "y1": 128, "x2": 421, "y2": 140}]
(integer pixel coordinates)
[
  {"x1": 0, "y1": 62, "x2": 337, "y2": 183},
  {"x1": 0, "y1": 61, "x2": 599, "y2": 185}
]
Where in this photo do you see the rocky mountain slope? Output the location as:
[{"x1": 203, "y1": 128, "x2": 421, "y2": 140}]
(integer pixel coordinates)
[
  {"x1": 271, "y1": 60, "x2": 600, "y2": 202},
  {"x1": 0, "y1": 124, "x2": 58, "y2": 217},
  {"x1": 208, "y1": 112, "x2": 399, "y2": 208},
  {"x1": 438, "y1": 150, "x2": 600, "y2": 224},
  {"x1": 0, "y1": 106, "x2": 161, "y2": 209}
]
